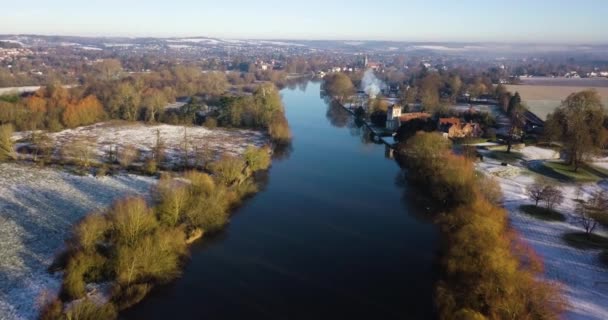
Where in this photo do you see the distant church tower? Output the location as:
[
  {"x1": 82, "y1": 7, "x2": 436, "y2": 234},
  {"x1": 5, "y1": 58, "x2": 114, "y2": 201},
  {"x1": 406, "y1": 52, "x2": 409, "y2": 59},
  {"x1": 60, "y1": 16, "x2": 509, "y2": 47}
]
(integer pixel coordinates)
[
  {"x1": 386, "y1": 105, "x2": 402, "y2": 130},
  {"x1": 364, "y1": 55, "x2": 369, "y2": 68}
]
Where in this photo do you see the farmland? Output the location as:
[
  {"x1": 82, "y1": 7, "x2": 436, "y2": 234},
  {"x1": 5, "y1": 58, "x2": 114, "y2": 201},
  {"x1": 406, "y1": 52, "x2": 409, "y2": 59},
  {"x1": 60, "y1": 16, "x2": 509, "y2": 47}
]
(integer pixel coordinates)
[{"x1": 507, "y1": 78, "x2": 608, "y2": 119}]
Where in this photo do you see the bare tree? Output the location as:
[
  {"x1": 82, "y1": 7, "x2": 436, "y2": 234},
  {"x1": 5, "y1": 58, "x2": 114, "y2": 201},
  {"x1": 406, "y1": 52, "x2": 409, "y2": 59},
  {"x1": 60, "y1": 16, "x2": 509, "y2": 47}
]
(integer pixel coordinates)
[
  {"x1": 181, "y1": 127, "x2": 190, "y2": 169},
  {"x1": 543, "y1": 186, "x2": 564, "y2": 210},
  {"x1": 118, "y1": 144, "x2": 140, "y2": 168},
  {"x1": 153, "y1": 130, "x2": 165, "y2": 162},
  {"x1": 61, "y1": 137, "x2": 96, "y2": 168},
  {"x1": 527, "y1": 179, "x2": 547, "y2": 206},
  {"x1": 575, "y1": 190, "x2": 608, "y2": 235},
  {"x1": 29, "y1": 131, "x2": 53, "y2": 164},
  {"x1": 105, "y1": 144, "x2": 118, "y2": 164}
]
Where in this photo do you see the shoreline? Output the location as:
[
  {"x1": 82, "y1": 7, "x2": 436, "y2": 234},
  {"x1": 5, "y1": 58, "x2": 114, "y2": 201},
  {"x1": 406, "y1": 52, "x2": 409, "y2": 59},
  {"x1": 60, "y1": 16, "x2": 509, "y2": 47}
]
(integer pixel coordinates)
[{"x1": 476, "y1": 146, "x2": 608, "y2": 319}]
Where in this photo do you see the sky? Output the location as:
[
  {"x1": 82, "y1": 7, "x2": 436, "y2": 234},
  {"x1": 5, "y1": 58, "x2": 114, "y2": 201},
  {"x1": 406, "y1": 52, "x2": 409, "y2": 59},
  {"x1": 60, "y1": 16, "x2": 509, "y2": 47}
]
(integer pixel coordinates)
[{"x1": 1, "y1": 0, "x2": 607, "y2": 43}]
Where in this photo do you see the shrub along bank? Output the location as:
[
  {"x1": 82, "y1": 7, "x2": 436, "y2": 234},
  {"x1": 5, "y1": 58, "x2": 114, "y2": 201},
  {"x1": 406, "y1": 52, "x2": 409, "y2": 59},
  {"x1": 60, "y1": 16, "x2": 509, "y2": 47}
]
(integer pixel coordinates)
[
  {"x1": 41, "y1": 146, "x2": 271, "y2": 319},
  {"x1": 398, "y1": 132, "x2": 565, "y2": 319}
]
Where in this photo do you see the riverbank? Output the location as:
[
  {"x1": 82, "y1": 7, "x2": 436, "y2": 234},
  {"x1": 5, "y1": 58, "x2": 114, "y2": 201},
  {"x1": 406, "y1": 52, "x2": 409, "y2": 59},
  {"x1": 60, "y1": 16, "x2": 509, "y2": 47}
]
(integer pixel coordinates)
[
  {"x1": 0, "y1": 163, "x2": 155, "y2": 320},
  {"x1": 477, "y1": 146, "x2": 608, "y2": 319},
  {"x1": 398, "y1": 133, "x2": 565, "y2": 318}
]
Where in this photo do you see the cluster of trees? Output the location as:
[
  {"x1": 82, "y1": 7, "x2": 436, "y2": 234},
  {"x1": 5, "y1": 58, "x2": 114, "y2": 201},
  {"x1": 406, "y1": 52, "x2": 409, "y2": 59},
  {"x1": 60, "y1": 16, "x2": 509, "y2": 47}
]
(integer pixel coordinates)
[
  {"x1": 399, "y1": 71, "x2": 495, "y2": 111},
  {"x1": 398, "y1": 132, "x2": 564, "y2": 319},
  {"x1": 545, "y1": 90, "x2": 607, "y2": 171},
  {"x1": 41, "y1": 147, "x2": 271, "y2": 320},
  {"x1": 494, "y1": 86, "x2": 528, "y2": 152},
  {"x1": 216, "y1": 83, "x2": 291, "y2": 144},
  {"x1": 0, "y1": 84, "x2": 105, "y2": 131},
  {"x1": 0, "y1": 60, "x2": 232, "y2": 132},
  {"x1": 324, "y1": 69, "x2": 497, "y2": 113},
  {"x1": 527, "y1": 179, "x2": 564, "y2": 209},
  {"x1": 323, "y1": 73, "x2": 355, "y2": 102}
]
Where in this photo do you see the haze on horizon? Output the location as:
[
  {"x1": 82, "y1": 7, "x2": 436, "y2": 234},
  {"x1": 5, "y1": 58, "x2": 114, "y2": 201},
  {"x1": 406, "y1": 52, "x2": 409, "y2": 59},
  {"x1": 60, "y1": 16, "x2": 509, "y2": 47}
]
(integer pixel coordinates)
[{"x1": 1, "y1": 0, "x2": 607, "y2": 44}]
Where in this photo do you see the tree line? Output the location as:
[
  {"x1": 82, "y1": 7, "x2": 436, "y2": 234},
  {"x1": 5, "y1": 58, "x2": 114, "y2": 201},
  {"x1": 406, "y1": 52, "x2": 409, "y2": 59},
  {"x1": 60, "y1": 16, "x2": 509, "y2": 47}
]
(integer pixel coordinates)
[
  {"x1": 0, "y1": 61, "x2": 231, "y2": 131},
  {"x1": 398, "y1": 132, "x2": 565, "y2": 319}
]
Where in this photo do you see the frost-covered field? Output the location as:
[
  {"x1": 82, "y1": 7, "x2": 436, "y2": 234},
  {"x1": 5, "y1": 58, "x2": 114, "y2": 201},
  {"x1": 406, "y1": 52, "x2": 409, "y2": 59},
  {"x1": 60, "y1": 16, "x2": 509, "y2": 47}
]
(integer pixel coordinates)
[
  {"x1": 16, "y1": 122, "x2": 268, "y2": 167},
  {"x1": 478, "y1": 147, "x2": 608, "y2": 320},
  {"x1": 0, "y1": 163, "x2": 156, "y2": 320}
]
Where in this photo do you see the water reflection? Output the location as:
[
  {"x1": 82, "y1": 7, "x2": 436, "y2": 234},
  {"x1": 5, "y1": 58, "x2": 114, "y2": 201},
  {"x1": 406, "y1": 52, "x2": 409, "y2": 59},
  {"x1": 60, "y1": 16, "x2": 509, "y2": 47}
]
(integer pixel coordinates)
[
  {"x1": 271, "y1": 142, "x2": 293, "y2": 161},
  {"x1": 325, "y1": 101, "x2": 350, "y2": 128}
]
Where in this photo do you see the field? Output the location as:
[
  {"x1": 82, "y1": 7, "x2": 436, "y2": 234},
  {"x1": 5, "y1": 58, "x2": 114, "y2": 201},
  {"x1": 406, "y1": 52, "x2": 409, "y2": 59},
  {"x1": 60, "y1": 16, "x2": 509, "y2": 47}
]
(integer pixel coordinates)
[
  {"x1": 0, "y1": 163, "x2": 156, "y2": 320},
  {"x1": 15, "y1": 121, "x2": 269, "y2": 168},
  {"x1": 477, "y1": 146, "x2": 608, "y2": 319},
  {"x1": 506, "y1": 79, "x2": 608, "y2": 120},
  {"x1": 0, "y1": 121, "x2": 271, "y2": 319}
]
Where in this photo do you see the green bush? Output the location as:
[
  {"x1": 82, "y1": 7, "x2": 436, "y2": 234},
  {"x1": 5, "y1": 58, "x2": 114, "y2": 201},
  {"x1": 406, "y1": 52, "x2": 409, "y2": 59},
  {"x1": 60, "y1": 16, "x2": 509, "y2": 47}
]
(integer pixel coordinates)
[
  {"x1": 208, "y1": 155, "x2": 246, "y2": 186},
  {"x1": 112, "y1": 283, "x2": 151, "y2": 310},
  {"x1": 155, "y1": 178, "x2": 190, "y2": 227},
  {"x1": 61, "y1": 251, "x2": 106, "y2": 300},
  {"x1": 65, "y1": 299, "x2": 117, "y2": 320},
  {"x1": 73, "y1": 214, "x2": 109, "y2": 252},
  {"x1": 0, "y1": 124, "x2": 15, "y2": 161},
  {"x1": 185, "y1": 193, "x2": 230, "y2": 232},
  {"x1": 109, "y1": 197, "x2": 158, "y2": 246},
  {"x1": 520, "y1": 204, "x2": 566, "y2": 222},
  {"x1": 243, "y1": 146, "x2": 271, "y2": 172},
  {"x1": 144, "y1": 158, "x2": 158, "y2": 175},
  {"x1": 203, "y1": 117, "x2": 217, "y2": 128}
]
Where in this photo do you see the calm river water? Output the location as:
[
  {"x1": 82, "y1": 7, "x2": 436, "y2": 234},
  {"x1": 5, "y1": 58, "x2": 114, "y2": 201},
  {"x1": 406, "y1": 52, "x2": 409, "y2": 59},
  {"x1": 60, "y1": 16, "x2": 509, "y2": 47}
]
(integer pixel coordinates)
[{"x1": 124, "y1": 81, "x2": 438, "y2": 319}]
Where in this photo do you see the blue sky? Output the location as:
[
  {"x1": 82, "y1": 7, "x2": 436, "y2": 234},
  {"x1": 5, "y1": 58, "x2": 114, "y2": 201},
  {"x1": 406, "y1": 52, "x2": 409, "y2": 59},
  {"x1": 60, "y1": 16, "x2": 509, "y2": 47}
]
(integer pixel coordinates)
[{"x1": 1, "y1": 0, "x2": 606, "y2": 43}]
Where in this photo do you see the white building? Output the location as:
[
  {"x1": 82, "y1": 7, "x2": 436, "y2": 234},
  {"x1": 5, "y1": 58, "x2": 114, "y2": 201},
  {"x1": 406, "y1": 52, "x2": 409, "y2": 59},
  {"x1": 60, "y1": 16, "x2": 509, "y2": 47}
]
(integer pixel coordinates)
[{"x1": 386, "y1": 105, "x2": 402, "y2": 130}]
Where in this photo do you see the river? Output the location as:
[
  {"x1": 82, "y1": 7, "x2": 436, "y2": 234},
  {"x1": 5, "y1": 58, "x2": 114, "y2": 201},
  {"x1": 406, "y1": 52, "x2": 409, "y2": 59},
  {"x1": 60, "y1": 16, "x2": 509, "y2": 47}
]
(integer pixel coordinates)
[{"x1": 124, "y1": 81, "x2": 438, "y2": 319}]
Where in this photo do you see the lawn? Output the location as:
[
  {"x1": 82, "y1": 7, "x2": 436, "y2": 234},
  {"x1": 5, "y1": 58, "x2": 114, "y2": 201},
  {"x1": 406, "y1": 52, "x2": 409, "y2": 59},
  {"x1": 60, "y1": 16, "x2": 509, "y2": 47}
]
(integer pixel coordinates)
[
  {"x1": 485, "y1": 150, "x2": 524, "y2": 164},
  {"x1": 519, "y1": 204, "x2": 566, "y2": 222},
  {"x1": 535, "y1": 161, "x2": 605, "y2": 182},
  {"x1": 452, "y1": 137, "x2": 490, "y2": 145},
  {"x1": 562, "y1": 232, "x2": 608, "y2": 250},
  {"x1": 601, "y1": 251, "x2": 608, "y2": 268}
]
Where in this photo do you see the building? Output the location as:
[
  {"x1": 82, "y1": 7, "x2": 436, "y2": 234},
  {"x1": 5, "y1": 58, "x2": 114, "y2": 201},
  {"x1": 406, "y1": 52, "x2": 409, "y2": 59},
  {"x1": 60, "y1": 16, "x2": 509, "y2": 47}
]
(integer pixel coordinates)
[
  {"x1": 386, "y1": 105, "x2": 402, "y2": 130},
  {"x1": 438, "y1": 117, "x2": 481, "y2": 138},
  {"x1": 400, "y1": 112, "x2": 432, "y2": 123}
]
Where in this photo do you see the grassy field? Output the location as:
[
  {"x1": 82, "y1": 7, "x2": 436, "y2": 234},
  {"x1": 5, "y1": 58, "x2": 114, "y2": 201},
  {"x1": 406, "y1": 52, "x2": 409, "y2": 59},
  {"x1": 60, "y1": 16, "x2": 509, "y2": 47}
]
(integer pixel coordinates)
[
  {"x1": 562, "y1": 232, "x2": 608, "y2": 250},
  {"x1": 485, "y1": 150, "x2": 524, "y2": 164},
  {"x1": 506, "y1": 84, "x2": 608, "y2": 120},
  {"x1": 0, "y1": 163, "x2": 156, "y2": 319},
  {"x1": 533, "y1": 161, "x2": 606, "y2": 182},
  {"x1": 519, "y1": 204, "x2": 566, "y2": 222},
  {"x1": 601, "y1": 251, "x2": 608, "y2": 268}
]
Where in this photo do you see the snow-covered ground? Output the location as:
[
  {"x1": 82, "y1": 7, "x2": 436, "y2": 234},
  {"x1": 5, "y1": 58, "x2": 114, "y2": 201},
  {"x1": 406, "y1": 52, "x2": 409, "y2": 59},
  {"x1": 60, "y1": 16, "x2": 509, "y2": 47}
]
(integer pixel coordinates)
[
  {"x1": 0, "y1": 163, "x2": 156, "y2": 320},
  {"x1": 16, "y1": 122, "x2": 268, "y2": 167},
  {"x1": 478, "y1": 147, "x2": 608, "y2": 320}
]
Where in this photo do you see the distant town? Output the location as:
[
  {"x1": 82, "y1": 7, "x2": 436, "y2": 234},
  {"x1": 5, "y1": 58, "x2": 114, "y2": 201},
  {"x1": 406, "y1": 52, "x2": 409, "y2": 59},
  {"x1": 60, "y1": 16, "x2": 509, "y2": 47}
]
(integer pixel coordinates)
[{"x1": 1, "y1": 33, "x2": 608, "y2": 320}]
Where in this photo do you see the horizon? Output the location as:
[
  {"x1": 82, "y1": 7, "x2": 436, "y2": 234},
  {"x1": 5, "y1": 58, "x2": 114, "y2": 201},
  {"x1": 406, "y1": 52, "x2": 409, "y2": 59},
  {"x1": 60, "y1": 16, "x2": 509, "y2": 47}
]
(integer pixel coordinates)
[
  {"x1": 2, "y1": 34, "x2": 608, "y2": 46},
  {"x1": 2, "y1": 0, "x2": 608, "y2": 44}
]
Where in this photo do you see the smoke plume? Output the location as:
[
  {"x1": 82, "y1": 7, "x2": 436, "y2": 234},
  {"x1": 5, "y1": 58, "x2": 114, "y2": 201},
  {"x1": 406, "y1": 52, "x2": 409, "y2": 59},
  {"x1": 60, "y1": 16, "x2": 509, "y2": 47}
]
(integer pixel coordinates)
[{"x1": 361, "y1": 69, "x2": 384, "y2": 98}]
